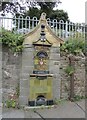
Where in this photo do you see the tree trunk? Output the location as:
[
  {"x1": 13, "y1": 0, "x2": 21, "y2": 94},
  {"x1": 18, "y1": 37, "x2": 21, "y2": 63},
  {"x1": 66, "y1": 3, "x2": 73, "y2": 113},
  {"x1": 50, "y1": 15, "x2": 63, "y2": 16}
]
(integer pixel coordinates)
[
  {"x1": 69, "y1": 73, "x2": 74, "y2": 101},
  {"x1": 68, "y1": 54, "x2": 75, "y2": 101}
]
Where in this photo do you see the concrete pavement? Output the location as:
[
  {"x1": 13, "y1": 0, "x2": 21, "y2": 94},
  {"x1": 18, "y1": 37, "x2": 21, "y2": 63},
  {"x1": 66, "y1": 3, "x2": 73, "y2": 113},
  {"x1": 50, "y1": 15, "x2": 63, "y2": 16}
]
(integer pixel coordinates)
[
  {"x1": 1, "y1": 100, "x2": 86, "y2": 119},
  {"x1": 36, "y1": 100, "x2": 85, "y2": 118}
]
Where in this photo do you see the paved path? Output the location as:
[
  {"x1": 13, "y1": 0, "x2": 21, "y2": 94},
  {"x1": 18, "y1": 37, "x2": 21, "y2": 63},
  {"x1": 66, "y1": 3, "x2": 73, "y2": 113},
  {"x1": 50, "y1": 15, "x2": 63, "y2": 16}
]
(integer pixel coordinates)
[
  {"x1": 1, "y1": 100, "x2": 86, "y2": 119},
  {"x1": 36, "y1": 101, "x2": 85, "y2": 118}
]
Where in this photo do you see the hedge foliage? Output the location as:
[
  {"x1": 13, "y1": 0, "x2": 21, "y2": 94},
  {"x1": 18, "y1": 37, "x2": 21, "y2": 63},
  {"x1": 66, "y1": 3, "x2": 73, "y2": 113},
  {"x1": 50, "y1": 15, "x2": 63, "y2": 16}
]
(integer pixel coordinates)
[
  {"x1": 60, "y1": 38, "x2": 85, "y2": 55},
  {"x1": 0, "y1": 28, "x2": 24, "y2": 53}
]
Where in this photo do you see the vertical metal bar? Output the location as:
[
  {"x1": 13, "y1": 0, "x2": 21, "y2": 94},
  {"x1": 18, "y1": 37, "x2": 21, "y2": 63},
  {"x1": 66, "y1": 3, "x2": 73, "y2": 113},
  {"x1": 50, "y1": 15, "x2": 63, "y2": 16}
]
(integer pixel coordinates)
[
  {"x1": 0, "y1": 17, "x2": 1, "y2": 28},
  {"x1": 74, "y1": 24, "x2": 77, "y2": 38},
  {"x1": 52, "y1": 19, "x2": 58, "y2": 34},
  {"x1": 28, "y1": 16, "x2": 30, "y2": 32},
  {"x1": 0, "y1": 17, "x2": 3, "y2": 28},
  {"x1": 26, "y1": 16, "x2": 30, "y2": 32},
  {"x1": 52, "y1": 19, "x2": 55, "y2": 33},
  {"x1": 84, "y1": 25, "x2": 85, "y2": 38},
  {"x1": 59, "y1": 21, "x2": 61, "y2": 38},
  {"x1": 47, "y1": 18, "x2": 51, "y2": 27},
  {"x1": 18, "y1": 16, "x2": 20, "y2": 34},
  {"x1": 10, "y1": 17, "x2": 12, "y2": 31},
  {"x1": 14, "y1": 16, "x2": 17, "y2": 31},
  {"x1": 62, "y1": 21, "x2": 64, "y2": 39},
  {"x1": 21, "y1": 16, "x2": 23, "y2": 34},
  {"x1": 55, "y1": 19, "x2": 58, "y2": 36},
  {"x1": 33, "y1": 17, "x2": 38, "y2": 27},
  {"x1": 35, "y1": 17, "x2": 38, "y2": 26},
  {"x1": 25, "y1": 16, "x2": 27, "y2": 29},
  {"x1": 71, "y1": 22, "x2": 74, "y2": 39},
  {"x1": 81, "y1": 24, "x2": 83, "y2": 38},
  {"x1": 3, "y1": 16, "x2": 5, "y2": 29},
  {"x1": 32, "y1": 17, "x2": 34, "y2": 30},
  {"x1": 77, "y1": 23, "x2": 79, "y2": 38},
  {"x1": 78, "y1": 23, "x2": 80, "y2": 38},
  {"x1": 65, "y1": 21, "x2": 68, "y2": 39},
  {"x1": 57, "y1": 21, "x2": 59, "y2": 37},
  {"x1": 69, "y1": 22, "x2": 72, "y2": 39},
  {"x1": 60, "y1": 20, "x2": 64, "y2": 38},
  {"x1": 18, "y1": 15, "x2": 23, "y2": 34}
]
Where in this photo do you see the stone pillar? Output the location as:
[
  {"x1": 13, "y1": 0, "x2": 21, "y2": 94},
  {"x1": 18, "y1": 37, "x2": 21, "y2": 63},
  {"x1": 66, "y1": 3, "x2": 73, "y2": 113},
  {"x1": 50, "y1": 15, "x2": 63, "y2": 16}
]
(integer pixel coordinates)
[
  {"x1": 19, "y1": 44, "x2": 34, "y2": 106},
  {"x1": 49, "y1": 46, "x2": 60, "y2": 100}
]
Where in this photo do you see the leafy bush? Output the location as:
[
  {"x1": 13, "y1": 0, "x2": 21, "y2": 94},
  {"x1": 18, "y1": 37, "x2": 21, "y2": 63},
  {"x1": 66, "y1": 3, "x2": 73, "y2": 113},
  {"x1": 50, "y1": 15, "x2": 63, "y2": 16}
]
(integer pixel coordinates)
[
  {"x1": 73, "y1": 95, "x2": 85, "y2": 101},
  {"x1": 64, "y1": 65, "x2": 74, "y2": 75},
  {"x1": 0, "y1": 28, "x2": 24, "y2": 53},
  {"x1": 60, "y1": 38, "x2": 85, "y2": 55},
  {"x1": 6, "y1": 99, "x2": 16, "y2": 108}
]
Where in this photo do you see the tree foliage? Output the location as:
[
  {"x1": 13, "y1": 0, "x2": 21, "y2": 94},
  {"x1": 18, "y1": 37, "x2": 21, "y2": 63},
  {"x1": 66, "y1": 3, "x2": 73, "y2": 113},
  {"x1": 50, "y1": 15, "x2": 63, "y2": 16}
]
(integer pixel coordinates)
[
  {"x1": 50, "y1": 10, "x2": 69, "y2": 22},
  {"x1": 1, "y1": 0, "x2": 61, "y2": 15},
  {"x1": 21, "y1": 7, "x2": 69, "y2": 22},
  {"x1": 0, "y1": 28, "x2": 24, "y2": 53},
  {"x1": 37, "y1": 1, "x2": 61, "y2": 17},
  {"x1": 24, "y1": 7, "x2": 41, "y2": 19}
]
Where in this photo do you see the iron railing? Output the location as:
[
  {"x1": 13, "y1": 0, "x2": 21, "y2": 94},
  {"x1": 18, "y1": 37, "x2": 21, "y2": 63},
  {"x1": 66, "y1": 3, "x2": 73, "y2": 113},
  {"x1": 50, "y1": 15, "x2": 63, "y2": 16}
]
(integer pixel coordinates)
[{"x1": 0, "y1": 15, "x2": 85, "y2": 40}]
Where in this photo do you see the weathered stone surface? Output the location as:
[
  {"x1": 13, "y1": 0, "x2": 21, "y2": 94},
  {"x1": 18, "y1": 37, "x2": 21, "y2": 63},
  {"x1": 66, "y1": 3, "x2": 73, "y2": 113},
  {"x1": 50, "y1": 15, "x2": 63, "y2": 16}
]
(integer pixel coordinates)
[
  {"x1": 49, "y1": 64, "x2": 60, "y2": 74},
  {"x1": 20, "y1": 80, "x2": 29, "y2": 88},
  {"x1": 20, "y1": 87, "x2": 29, "y2": 97},
  {"x1": 19, "y1": 96, "x2": 28, "y2": 106},
  {"x1": 52, "y1": 75, "x2": 61, "y2": 99},
  {"x1": 50, "y1": 47, "x2": 60, "y2": 53},
  {"x1": 49, "y1": 47, "x2": 61, "y2": 100},
  {"x1": 19, "y1": 46, "x2": 34, "y2": 106},
  {"x1": 49, "y1": 53, "x2": 60, "y2": 61},
  {"x1": 2, "y1": 49, "x2": 21, "y2": 102},
  {"x1": 2, "y1": 45, "x2": 85, "y2": 106},
  {"x1": 60, "y1": 55, "x2": 85, "y2": 98}
]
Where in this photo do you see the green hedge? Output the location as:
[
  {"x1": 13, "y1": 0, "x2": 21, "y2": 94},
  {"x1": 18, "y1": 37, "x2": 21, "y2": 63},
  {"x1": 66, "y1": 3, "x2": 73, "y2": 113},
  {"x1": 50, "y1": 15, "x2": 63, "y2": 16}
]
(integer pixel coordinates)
[
  {"x1": 0, "y1": 28, "x2": 24, "y2": 53},
  {"x1": 60, "y1": 38, "x2": 85, "y2": 55}
]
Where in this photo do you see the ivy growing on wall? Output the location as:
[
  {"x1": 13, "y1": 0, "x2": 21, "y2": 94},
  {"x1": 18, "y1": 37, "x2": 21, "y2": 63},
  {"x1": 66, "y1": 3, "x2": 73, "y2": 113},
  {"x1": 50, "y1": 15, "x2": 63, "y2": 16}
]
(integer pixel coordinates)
[{"x1": 0, "y1": 28, "x2": 24, "y2": 53}]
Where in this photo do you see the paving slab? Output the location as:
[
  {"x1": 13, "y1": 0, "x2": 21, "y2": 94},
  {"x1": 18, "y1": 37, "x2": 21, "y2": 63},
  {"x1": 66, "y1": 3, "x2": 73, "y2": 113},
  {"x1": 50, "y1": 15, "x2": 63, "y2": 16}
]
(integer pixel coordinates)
[
  {"x1": 2, "y1": 108, "x2": 24, "y2": 118},
  {"x1": 76, "y1": 100, "x2": 85, "y2": 111},
  {"x1": 1, "y1": 100, "x2": 85, "y2": 118},
  {"x1": 2, "y1": 108, "x2": 41, "y2": 118},
  {"x1": 24, "y1": 110, "x2": 41, "y2": 118},
  {"x1": 36, "y1": 101, "x2": 85, "y2": 118}
]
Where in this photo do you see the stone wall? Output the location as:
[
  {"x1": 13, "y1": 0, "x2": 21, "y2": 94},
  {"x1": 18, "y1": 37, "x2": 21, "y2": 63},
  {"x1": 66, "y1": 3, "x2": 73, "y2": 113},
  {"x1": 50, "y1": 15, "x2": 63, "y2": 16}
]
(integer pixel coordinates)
[
  {"x1": 74, "y1": 57, "x2": 85, "y2": 96},
  {"x1": 2, "y1": 47, "x2": 85, "y2": 105},
  {"x1": 60, "y1": 55, "x2": 70, "y2": 99},
  {"x1": 2, "y1": 46, "x2": 22, "y2": 103},
  {"x1": 60, "y1": 55, "x2": 85, "y2": 99}
]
